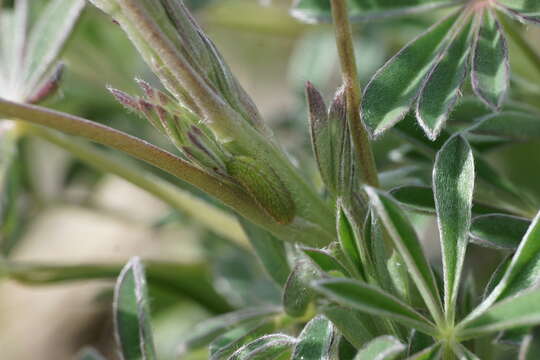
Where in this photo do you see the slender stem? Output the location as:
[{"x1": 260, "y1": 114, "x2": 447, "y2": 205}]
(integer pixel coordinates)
[
  {"x1": 330, "y1": 0, "x2": 379, "y2": 188},
  {"x1": 0, "y1": 99, "x2": 331, "y2": 246},
  {"x1": 25, "y1": 125, "x2": 248, "y2": 247},
  {"x1": 500, "y1": 15, "x2": 540, "y2": 76}
]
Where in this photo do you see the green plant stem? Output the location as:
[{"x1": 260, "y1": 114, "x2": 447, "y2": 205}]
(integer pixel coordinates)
[
  {"x1": 330, "y1": 0, "x2": 379, "y2": 188},
  {"x1": 0, "y1": 259, "x2": 231, "y2": 313},
  {"x1": 0, "y1": 99, "x2": 331, "y2": 246},
  {"x1": 24, "y1": 124, "x2": 248, "y2": 247},
  {"x1": 501, "y1": 15, "x2": 540, "y2": 76}
]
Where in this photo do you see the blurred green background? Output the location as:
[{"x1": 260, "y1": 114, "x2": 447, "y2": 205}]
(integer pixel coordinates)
[{"x1": 1, "y1": 0, "x2": 540, "y2": 359}]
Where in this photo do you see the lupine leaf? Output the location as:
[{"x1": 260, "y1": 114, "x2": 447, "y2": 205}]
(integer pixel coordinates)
[
  {"x1": 283, "y1": 257, "x2": 322, "y2": 317},
  {"x1": 416, "y1": 21, "x2": 472, "y2": 139},
  {"x1": 228, "y1": 334, "x2": 297, "y2": 360},
  {"x1": 459, "y1": 288, "x2": 540, "y2": 339},
  {"x1": 468, "y1": 111, "x2": 540, "y2": 140},
  {"x1": 292, "y1": 316, "x2": 335, "y2": 360},
  {"x1": 473, "y1": 211, "x2": 540, "y2": 315},
  {"x1": 471, "y1": 9, "x2": 510, "y2": 110},
  {"x1": 337, "y1": 201, "x2": 365, "y2": 278},
  {"x1": 520, "y1": 327, "x2": 540, "y2": 360},
  {"x1": 239, "y1": 219, "x2": 290, "y2": 287},
  {"x1": 209, "y1": 319, "x2": 276, "y2": 360},
  {"x1": 301, "y1": 247, "x2": 351, "y2": 276},
  {"x1": 354, "y1": 335, "x2": 405, "y2": 360},
  {"x1": 290, "y1": 0, "x2": 454, "y2": 23},
  {"x1": 390, "y1": 186, "x2": 435, "y2": 214},
  {"x1": 22, "y1": 0, "x2": 85, "y2": 94},
  {"x1": 320, "y1": 305, "x2": 376, "y2": 348},
  {"x1": 177, "y1": 307, "x2": 280, "y2": 355},
  {"x1": 433, "y1": 135, "x2": 474, "y2": 319},
  {"x1": 470, "y1": 214, "x2": 530, "y2": 250},
  {"x1": 113, "y1": 257, "x2": 157, "y2": 360},
  {"x1": 314, "y1": 278, "x2": 436, "y2": 335},
  {"x1": 365, "y1": 187, "x2": 443, "y2": 322},
  {"x1": 362, "y1": 12, "x2": 459, "y2": 137}
]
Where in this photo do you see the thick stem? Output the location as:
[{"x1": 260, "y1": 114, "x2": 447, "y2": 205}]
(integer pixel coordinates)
[
  {"x1": 500, "y1": 15, "x2": 540, "y2": 76},
  {"x1": 25, "y1": 125, "x2": 248, "y2": 247},
  {"x1": 0, "y1": 99, "x2": 331, "y2": 246},
  {"x1": 330, "y1": 0, "x2": 379, "y2": 188}
]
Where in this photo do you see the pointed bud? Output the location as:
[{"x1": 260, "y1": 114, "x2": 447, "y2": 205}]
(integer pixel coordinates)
[
  {"x1": 226, "y1": 156, "x2": 295, "y2": 224},
  {"x1": 108, "y1": 86, "x2": 139, "y2": 111}
]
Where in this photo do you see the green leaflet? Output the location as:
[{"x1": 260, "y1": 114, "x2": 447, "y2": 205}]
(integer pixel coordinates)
[
  {"x1": 114, "y1": 258, "x2": 157, "y2": 360},
  {"x1": 405, "y1": 344, "x2": 442, "y2": 359},
  {"x1": 292, "y1": 316, "x2": 336, "y2": 360},
  {"x1": 177, "y1": 307, "x2": 280, "y2": 355},
  {"x1": 228, "y1": 334, "x2": 297, "y2": 360},
  {"x1": 365, "y1": 187, "x2": 443, "y2": 324},
  {"x1": 209, "y1": 319, "x2": 276, "y2": 360},
  {"x1": 314, "y1": 278, "x2": 436, "y2": 335},
  {"x1": 239, "y1": 218, "x2": 290, "y2": 287},
  {"x1": 362, "y1": 12, "x2": 460, "y2": 137},
  {"x1": 471, "y1": 9, "x2": 510, "y2": 110},
  {"x1": 21, "y1": 0, "x2": 85, "y2": 94},
  {"x1": 470, "y1": 214, "x2": 530, "y2": 250},
  {"x1": 390, "y1": 186, "x2": 436, "y2": 214},
  {"x1": 417, "y1": 20, "x2": 473, "y2": 139},
  {"x1": 320, "y1": 305, "x2": 375, "y2": 348},
  {"x1": 337, "y1": 201, "x2": 367, "y2": 279},
  {"x1": 468, "y1": 211, "x2": 540, "y2": 319},
  {"x1": 301, "y1": 247, "x2": 351, "y2": 276},
  {"x1": 468, "y1": 111, "x2": 540, "y2": 140},
  {"x1": 283, "y1": 257, "x2": 321, "y2": 317},
  {"x1": 226, "y1": 156, "x2": 295, "y2": 224},
  {"x1": 354, "y1": 335, "x2": 405, "y2": 360},
  {"x1": 290, "y1": 0, "x2": 454, "y2": 23},
  {"x1": 433, "y1": 136, "x2": 474, "y2": 320},
  {"x1": 459, "y1": 288, "x2": 540, "y2": 339},
  {"x1": 497, "y1": 0, "x2": 540, "y2": 13}
]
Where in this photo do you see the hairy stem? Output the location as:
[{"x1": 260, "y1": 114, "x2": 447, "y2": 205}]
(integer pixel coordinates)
[
  {"x1": 330, "y1": 0, "x2": 379, "y2": 188},
  {"x1": 25, "y1": 124, "x2": 248, "y2": 247},
  {"x1": 0, "y1": 99, "x2": 331, "y2": 246}
]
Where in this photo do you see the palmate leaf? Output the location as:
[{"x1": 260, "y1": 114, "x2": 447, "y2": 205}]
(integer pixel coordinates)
[
  {"x1": 114, "y1": 257, "x2": 157, "y2": 360},
  {"x1": 354, "y1": 335, "x2": 405, "y2": 360},
  {"x1": 471, "y1": 8, "x2": 510, "y2": 110},
  {"x1": 314, "y1": 278, "x2": 437, "y2": 335},
  {"x1": 292, "y1": 316, "x2": 336, "y2": 360},
  {"x1": 365, "y1": 187, "x2": 443, "y2": 324},
  {"x1": 290, "y1": 0, "x2": 455, "y2": 23},
  {"x1": 433, "y1": 135, "x2": 474, "y2": 320}
]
